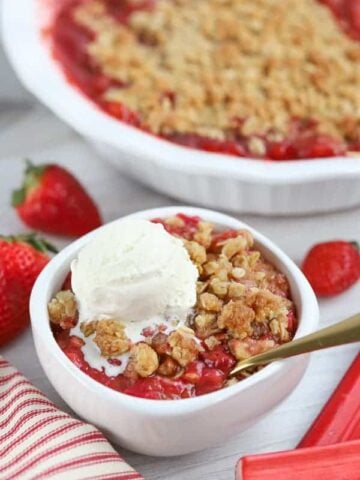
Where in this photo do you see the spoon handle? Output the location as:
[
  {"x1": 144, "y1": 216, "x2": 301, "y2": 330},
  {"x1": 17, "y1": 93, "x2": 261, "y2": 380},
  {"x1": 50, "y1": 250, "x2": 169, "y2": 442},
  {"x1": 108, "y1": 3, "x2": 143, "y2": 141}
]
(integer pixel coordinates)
[{"x1": 230, "y1": 313, "x2": 360, "y2": 376}]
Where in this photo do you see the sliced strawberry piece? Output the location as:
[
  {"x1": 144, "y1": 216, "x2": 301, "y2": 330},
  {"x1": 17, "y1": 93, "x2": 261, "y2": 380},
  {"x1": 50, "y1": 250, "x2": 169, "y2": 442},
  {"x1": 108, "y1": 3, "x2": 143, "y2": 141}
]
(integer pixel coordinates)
[
  {"x1": 195, "y1": 368, "x2": 226, "y2": 396},
  {"x1": 201, "y1": 346, "x2": 236, "y2": 376},
  {"x1": 266, "y1": 141, "x2": 297, "y2": 161},
  {"x1": 103, "y1": 101, "x2": 142, "y2": 126},
  {"x1": 182, "y1": 361, "x2": 205, "y2": 384}
]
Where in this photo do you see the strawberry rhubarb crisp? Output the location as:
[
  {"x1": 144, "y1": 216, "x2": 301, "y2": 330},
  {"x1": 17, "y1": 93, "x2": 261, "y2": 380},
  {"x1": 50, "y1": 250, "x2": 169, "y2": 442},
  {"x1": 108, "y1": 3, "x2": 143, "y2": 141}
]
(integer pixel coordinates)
[
  {"x1": 48, "y1": 214, "x2": 297, "y2": 400},
  {"x1": 52, "y1": 0, "x2": 360, "y2": 160}
]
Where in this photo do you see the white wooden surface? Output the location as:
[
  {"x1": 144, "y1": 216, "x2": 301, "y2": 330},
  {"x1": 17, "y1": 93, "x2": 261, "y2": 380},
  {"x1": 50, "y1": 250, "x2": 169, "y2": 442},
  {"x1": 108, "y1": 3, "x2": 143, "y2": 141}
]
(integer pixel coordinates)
[{"x1": 0, "y1": 40, "x2": 359, "y2": 480}]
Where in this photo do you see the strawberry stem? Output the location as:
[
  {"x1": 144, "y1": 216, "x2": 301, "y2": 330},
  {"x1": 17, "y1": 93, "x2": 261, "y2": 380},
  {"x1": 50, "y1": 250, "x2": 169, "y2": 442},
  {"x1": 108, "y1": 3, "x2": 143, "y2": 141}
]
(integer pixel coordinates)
[
  {"x1": 0, "y1": 233, "x2": 58, "y2": 254},
  {"x1": 11, "y1": 159, "x2": 48, "y2": 207}
]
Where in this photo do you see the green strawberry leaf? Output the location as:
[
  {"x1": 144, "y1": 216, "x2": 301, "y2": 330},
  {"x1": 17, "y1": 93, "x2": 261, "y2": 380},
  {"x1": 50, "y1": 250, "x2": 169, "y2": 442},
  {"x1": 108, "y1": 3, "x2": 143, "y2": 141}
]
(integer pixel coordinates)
[
  {"x1": 11, "y1": 159, "x2": 48, "y2": 207},
  {"x1": 0, "y1": 233, "x2": 58, "y2": 254}
]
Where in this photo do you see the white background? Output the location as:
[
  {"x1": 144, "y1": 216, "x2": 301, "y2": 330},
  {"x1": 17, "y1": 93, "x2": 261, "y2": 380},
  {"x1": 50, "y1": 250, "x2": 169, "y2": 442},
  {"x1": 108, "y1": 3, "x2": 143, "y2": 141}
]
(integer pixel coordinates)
[{"x1": 0, "y1": 33, "x2": 359, "y2": 479}]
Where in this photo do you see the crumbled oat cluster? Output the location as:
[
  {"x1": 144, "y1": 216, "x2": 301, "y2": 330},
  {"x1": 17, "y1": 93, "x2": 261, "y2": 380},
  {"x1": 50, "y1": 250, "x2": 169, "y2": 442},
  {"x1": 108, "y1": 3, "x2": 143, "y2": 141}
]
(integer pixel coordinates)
[
  {"x1": 80, "y1": 319, "x2": 131, "y2": 356},
  {"x1": 73, "y1": 0, "x2": 360, "y2": 150},
  {"x1": 131, "y1": 343, "x2": 159, "y2": 377},
  {"x1": 48, "y1": 290, "x2": 78, "y2": 329},
  {"x1": 49, "y1": 214, "x2": 296, "y2": 398}
]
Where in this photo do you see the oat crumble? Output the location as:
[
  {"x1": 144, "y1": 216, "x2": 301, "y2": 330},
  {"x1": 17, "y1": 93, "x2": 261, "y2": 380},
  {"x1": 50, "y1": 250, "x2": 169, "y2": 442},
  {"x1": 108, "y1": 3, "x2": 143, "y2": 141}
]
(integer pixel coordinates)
[
  {"x1": 131, "y1": 343, "x2": 159, "y2": 377},
  {"x1": 70, "y1": 0, "x2": 360, "y2": 150},
  {"x1": 48, "y1": 290, "x2": 78, "y2": 329},
  {"x1": 81, "y1": 318, "x2": 131, "y2": 357}
]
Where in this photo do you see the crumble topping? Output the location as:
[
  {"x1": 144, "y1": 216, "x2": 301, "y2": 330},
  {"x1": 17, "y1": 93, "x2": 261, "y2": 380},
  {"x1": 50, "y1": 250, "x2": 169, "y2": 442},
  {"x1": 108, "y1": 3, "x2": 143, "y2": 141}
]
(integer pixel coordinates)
[
  {"x1": 73, "y1": 0, "x2": 360, "y2": 147},
  {"x1": 48, "y1": 290, "x2": 78, "y2": 329},
  {"x1": 157, "y1": 355, "x2": 180, "y2": 377},
  {"x1": 184, "y1": 241, "x2": 207, "y2": 269},
  {"x1": 193, "y1": 312, "x2": 219, "y2": 339},
  {"x1": 168, "y1": 327, "x2": 202, "y2": 367},
  {"x1": 131, "y1": 343, "x2": 159, "y2": 377},
  {"x1": 217, "y1": 301, "x2": 255, "y2": 339},
  {"x1": 81, "y1": 319, "x2": 131, "y2": 357}
]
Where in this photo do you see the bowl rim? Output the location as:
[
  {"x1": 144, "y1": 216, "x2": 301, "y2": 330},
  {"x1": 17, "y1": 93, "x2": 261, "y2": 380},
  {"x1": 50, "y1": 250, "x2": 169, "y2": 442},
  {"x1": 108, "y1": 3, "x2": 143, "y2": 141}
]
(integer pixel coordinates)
[
  {"x1": 30, "y1": 206, "x2": 319, "y2": 415},
  {"x1": 2, "y1": 0, "x2": 360, "y2": 185}
]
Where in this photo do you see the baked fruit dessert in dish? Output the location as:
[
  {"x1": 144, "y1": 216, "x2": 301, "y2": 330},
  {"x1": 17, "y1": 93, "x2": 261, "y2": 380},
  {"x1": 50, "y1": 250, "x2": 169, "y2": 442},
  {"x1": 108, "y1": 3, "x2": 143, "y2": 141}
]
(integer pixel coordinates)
[
  {"x1": 51, "y1": 0, "x2": 360, "y2": 160},
  {"x1": 48, "y1": 214, "x2": 297, "y2": 400}
]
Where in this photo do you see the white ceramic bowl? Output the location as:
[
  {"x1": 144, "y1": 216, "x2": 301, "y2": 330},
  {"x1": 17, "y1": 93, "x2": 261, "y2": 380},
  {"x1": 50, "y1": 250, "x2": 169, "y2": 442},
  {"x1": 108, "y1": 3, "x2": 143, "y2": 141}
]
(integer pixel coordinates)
[
  {"x1": 30, "y1": 206, "x2": 319, "y2": 456},
  {"x1": 3, "y1": 0, "x2": 360, "y2": 215}
]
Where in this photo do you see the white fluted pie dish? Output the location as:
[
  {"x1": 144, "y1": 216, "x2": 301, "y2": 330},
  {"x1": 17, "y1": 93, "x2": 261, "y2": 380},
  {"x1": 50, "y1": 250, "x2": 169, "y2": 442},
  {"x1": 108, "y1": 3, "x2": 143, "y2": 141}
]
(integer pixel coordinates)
[{"x1": 3, "y1": 0, "x2": 360, "y2": 215}]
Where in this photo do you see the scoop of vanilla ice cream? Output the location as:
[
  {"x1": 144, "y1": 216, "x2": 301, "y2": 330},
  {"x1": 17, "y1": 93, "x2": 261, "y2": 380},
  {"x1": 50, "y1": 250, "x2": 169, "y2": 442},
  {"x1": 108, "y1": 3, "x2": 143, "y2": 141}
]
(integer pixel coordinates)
[{"x1": 71, "y1": 219, "x2": 198, "y2": 326}]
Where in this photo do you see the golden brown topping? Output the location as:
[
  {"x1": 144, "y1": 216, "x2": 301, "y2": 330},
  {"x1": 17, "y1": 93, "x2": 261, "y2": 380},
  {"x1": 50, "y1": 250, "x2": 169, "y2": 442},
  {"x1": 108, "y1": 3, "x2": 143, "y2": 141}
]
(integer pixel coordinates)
[
  {"x1": 168, "y1": 328, "x2": 201, "y2": 367},
  {"x1": 217, "y1": 300, "x2": 255, "y2": 339},
  {"x1": 215, "y1": 267, "x2": 230, "y2": 282},
  {"x1": 227, "y1": 282, "x2": 246, "y2": 299},
  {"x1": 232, "y1": 251, "x2": 260, "y2": 270},
  {"x1": 185, "y1": 240, "x2": 207, "y2": 267},
  {"x1": 231, "y1": 267, "x2": 246, "y2": 281},
  {"x1": 202, "y1": 260, "x2": 221, "y2": 277},
  {"x1": 196, "y1": 281, "x2": 208, "y2": 295},
  {"x1": 193, "y1": 312, "x2": 219, "y2": 339},
  {"x1": 48, "y1": 290, "x2": 78, "y2": 329},
  {"x1": 204, "y1": 335, "x2": 221, "y2": 350},
  {"x1": 246, "y1": 289, "x2": 290, "y2": 324},
  {"x1": 80, "y1": 320, "x2": 98, "y2": 337},
  {"x1": 157, "y1": 356, "x2": 180, "y2": 377},
  {"x1": 93, "y1": 319, "x2": 131, "y2": 357},
  {"x1": 202, "y1": 255, "x2": 232, "y2": 280},
  {"x1": 208, "y1": 277, "x2": 229, "y2": 299},
  {"x1": 193, "y1": 221, "x2": 214, "y2": 248},
  {"x1": 270, "y1": 318, "x2": 290, "y2": 342},
  {"x1": 222, "y1": 237, "x2": 249, "y2": 259},
  {"x1": 75, "y1": 0, "x2": 360, "y2": 147},
  {"x1": 131, "y1": 343, "x2": 159, "y2": 377},
  {"x1": 198, "y1": 292, "x2": 223, "y2": 312}
]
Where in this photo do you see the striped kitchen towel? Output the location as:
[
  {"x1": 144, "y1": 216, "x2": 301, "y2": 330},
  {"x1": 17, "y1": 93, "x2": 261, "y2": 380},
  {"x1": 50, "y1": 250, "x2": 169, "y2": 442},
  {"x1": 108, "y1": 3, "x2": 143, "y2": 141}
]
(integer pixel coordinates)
[{"x1": 0, "y1": 356, "x2": 143, "y2": 480}]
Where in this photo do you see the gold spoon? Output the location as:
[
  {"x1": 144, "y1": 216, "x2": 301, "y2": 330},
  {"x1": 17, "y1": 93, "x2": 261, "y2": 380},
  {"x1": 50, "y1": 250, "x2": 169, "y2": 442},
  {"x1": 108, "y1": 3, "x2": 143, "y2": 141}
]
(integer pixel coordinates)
[{"x1": 230, "y1": 312, "x2": 360, "y2": 377}]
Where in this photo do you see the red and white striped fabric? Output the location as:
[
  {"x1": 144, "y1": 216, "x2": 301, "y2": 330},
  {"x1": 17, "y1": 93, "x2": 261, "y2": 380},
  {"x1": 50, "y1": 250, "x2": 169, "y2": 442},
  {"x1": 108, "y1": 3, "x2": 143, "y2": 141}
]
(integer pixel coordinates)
[{"x1": 0, "y1": 356, "x2": 143, "y2": 480}]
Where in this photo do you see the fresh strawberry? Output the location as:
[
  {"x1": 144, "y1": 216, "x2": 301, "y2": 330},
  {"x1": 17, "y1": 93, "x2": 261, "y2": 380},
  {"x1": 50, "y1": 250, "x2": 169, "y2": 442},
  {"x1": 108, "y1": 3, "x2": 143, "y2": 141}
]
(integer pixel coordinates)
[
  {"x1": 302, "y1": 241, "x2": 360, "y2": 297},
  {"x1": 12, "y1": 161, "x2": 102, "y2": 237},
  {"x1": 0, "y1": 234, "x2": 56, "y2": 346}
]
